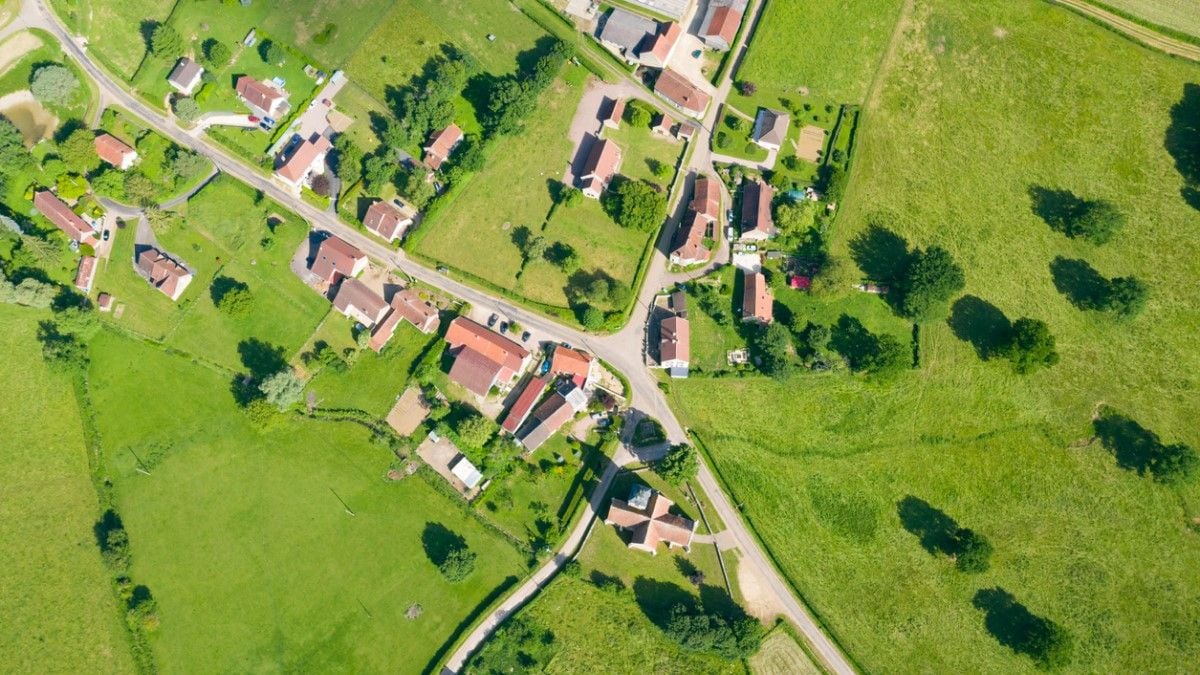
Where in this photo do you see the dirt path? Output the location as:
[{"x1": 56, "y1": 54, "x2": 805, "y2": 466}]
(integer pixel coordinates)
[
  {"x1": 736, "y1": 551, "x2": 787, "y2": 623},
  {"x1": 1051, "y1": 0, "x2": 1200, "y2": 62}
]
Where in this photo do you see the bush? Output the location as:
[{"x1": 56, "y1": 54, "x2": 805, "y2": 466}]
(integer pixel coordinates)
[
  {"x1": 626, "y1": 101, "x2": 652, "y2": 128},
  {"x1": 150, "y1": 24, "x2": 183, "y2": 58},
  {"x1": 173, "y1": 97, "x2": 200, "y2": 124},
  {"x1": 201, "y1": 39, "x2": 231, "y2": 69},
  {"x1": 260, "y1": 40, "x2": 286, "y2": 66},
  {"x1": 258, "y1": 370, "x2": 305, "y2": 410},
  {"x1": 30, "y1": 65, "x2": 79, "y2": 106},
  {"x1": 725, "y1": 114, "x2": 744, "y2": 131},
  {"x1": 715, "y1": 131, "x2": 731, "y2": 150},
  {"x1": 601, "y1": 178, "x2": 666, "y2": 231},
  {"x1": 654, "y1": 444, "x2": 699, "y2": 485},
  {"x1": 438, "y1": 547, "x2": 477, "y2": 582},
  {"x1": 1005, "y1": 317, "x2": 1058, "y2": 374}
]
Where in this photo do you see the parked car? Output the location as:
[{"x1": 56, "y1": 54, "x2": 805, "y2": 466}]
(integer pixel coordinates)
[
  {"x1": 248, "y1": 115, "x2": 260, "y2": 123},
  {"x1": 521, "y1": 331, "x2": 532, "y2": 342},
  {"x1": 102, "y1": 230, "x2": 110, "y2": 241},
  {"x1": 437, "y1": 266, "x2": 449, "y2": 274},
  {"x1": 487, "y1": 313, "x2": 498, "y2": 328},
  {"x1": 499, "y1": 321, "x2": 509, "y2": 334}
]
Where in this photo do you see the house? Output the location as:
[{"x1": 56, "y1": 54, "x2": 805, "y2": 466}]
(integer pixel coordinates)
[
  {"x1": 752, "y1": 108, "x2": 790, "y2": 152},
  {"x1": 597, "y1": 8, "x2": 658, "y2": 61},
  {"x1": 654, "y1": 69, "x2": 710, "y2": 118},
  {"x1": 310, "y1": 234, "x2": 367, "y2": 284},
  {"x1": 670, "y1": 210, "x2": 710, "y2": 266},
  {"x1": 136, "y1": 247, "x2": 193, "y2": 301},
  {"x1": 742, "y1": 271, "x2": 773, "y2": 323},
  {"x1": 638, "y1": 21, "x2": 681, "y2": 69},
  {"x1": 578, "y1": 137, "x2": 622, "y2": 199},
  {"x1": 167, "y1": 57, "x2": 204, "y2": 95},
  {"x1": 517, "y1": 382, "x2": 588, "y2": 452},
  {"x1": 333, "y1": 278, "x2": 390, "y2": 328},
  {"x1": 33, "y1": 191, "x2": 97, "y2": 246},
  {"x1": 669, "y1": 289, "x2": 687, "y2": 316},
  {"x1": 601, "y1": 97, "x2": 625, "y2": 129},
  {"x1": 604, "y1": 484, "x2": 696, "y2": 554},
  {"x1": 739, "y1": 179, "x2": 775, "y2": 240},
  {"x1": 276, "y1": 133, "x2": 331, "y2": 188},
  {"x1": 94, "y1": 134, "x2": 138, "y2": 170},
  {"x1": 363, "y1": 199, "x2": 416, "y2": 243},
  {"x1": 368, "y1": 287, "x2": 440, "y2": 352},
  {"x1": 97, "y1": 293, "x2": 114, "y2": 312},
  {"x1": 74, "y1": 255, "x2": 97, "y2": 293},
  {"x1": 623, "y1": 0, "x2": 689, "y2": 20},
  {"x1": 235, "y1": 75, "x2": 288, "y2": 118},
  {"x1": 699, "y1": 0, "x2": 748, "y2": 51},
  {"x1": 690, "y1": 176, "x2": 720, "y2": 219},
  {"x1": 652, "y1": 113, "x2": 674, "y2": 136},
  {"x1": 444, "y1": 317, "x2": 531, "y2": 397},
  {"x1": 550, "y1": 345, "x2": 598, "y2": 388},
  {"x1": 449, "y1": 454, "x2": 483, "y2": 490},
  {"x1": 659, "y1": 315, "x2": 689, "y2": 377},
  {"x1": 386, "y1": 386, "x2": 430, "y2": 436},
  {"x1": 676, "y1": 122, "x2": 697, "y2": 141},
  {"x1": 423, "y1": 123, "x2": 463, "y2": 171},
  {"x1": 501, "y1": 374, "x2": 551, "y2": 434}
]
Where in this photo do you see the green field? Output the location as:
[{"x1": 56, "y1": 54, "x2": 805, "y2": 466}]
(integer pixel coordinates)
[
  {"x1": 0, "y1": 307, "x2": 134, "y2": 673},
  {"x1": 733, "y1": 0, "x2": 904, "y2": 106},
  {"x1": 671, "y1": 0, "x2": 1200, "y2": 672},
  {"x1": 48, "y1": 0, "x2": 175, "y2": 80},
  {"x1": 1092, "y1": 0, "x2": 1200, "y2": 38},
  {"x1": 0, "y1": 29, "x2": 97, "y2": 121}
]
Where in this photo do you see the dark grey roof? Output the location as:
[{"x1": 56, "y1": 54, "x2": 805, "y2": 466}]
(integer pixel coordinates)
[{"x1": 597, "y1": 8, "x2": 657, "y2": 52}]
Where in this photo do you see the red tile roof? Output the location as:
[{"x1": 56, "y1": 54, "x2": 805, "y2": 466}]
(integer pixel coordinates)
[
  {"x1": 580, "y1": 138, "x2": 621, "y2": 183},
  {"x1": 703, "y1": 5, "x2": 742, "y2": 46},
  {"x1": 137, "y1": 247, "x2": 191, "y2": 300},
  {"x1": 390, "y1": 288, "x2": 440, "y2": 333},
  {"x1": 277, "y1": 133, "x2": 331, "y2": 183},
  {"x1": 551, "y1": 346, "x2": 594, "y2": 382},
  {"x1": 363, "y1": 200, "x2": 414, "y2": 242},
  {"x1": 654, "y1": 70, "x2": 710, "y2": 116},
  {"x1": 445, "y1": 317, "x2": 529, "y2": 376},
  {"x1": 670, "y1": 210, "x2": 709, "y2": 265},
  {"x1": 94, "y1": 133, "x2": 136, "y2": 167},
  {"x1": 333, "y1": 278, "x2": 390, "y2": 326},
  {"x1": 742, "y1": 271, "x2": 773, "y2": 323},
  {"x1": 448, "y1": 347, "x2": 504, "y2": 397},
  {"x1": 424, "y1": 124, "x2": 463, "y2": 170},
  {"x1": 740, "y1": 179, "x2": 775, "y2": 238},
  {"x1": 602, "y1": 97, "x2": 625, "y2": 126},
  {"x1": 641, "y1": 21, "x2": 681, "y2": 65},
  {"x1": 236, "y1": 76, "x2": 285, "y2": 115},
  {"x1": 690, "y1": 176, "x2": 720, "y2": 219},
  {"x1": 74, "y1": 255, "x2": 97, "y2": 292},
  {"x1": 605, "y1": 488, "x2": 696, "y2": 551},
  {"x1": 519, "y1": 391, "x2": 576, "y2": 452},
  {"x1": 501, "y1": 374, "x2": 551, "y2": 433},
  {"x1": 33, "y1": 191, "x2": 96, "y2": 245},
  {"x1": 310, "y1": 235, "x2": 364, "y2": 284}
]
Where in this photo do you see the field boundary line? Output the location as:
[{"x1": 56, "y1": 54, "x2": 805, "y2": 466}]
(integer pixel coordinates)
[{"x1": 1048, "y1": 0, "x2": 1200, "y2": 61}]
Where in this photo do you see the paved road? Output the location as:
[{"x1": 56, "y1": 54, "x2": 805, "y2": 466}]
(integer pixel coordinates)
[{"x1": 28, "y1": 0, "x2": 855, "y2": 672}]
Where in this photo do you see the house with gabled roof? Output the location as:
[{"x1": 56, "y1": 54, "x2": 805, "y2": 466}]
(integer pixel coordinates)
[
  {"x1": 517, "y1": 382, "x2": 587, "y2": 453},
  {"x1": 74, "y1": 255, "x2": 97, "y2": 293},
  {"x1": 333, "y1": 278, "x2": 390, "y2": 328},
  {"x1": 33, "y1": 190, "x2": 97, "y2": 246},
  {"x1": 310, "y1": 234, "x2": 367, "y2": 285},
  {"x1": 368, "y1": 287, "x2": 440, "y2": 353},
  {"x1": 276, "y1": 132, "x2": 331, "y2": 189},
  {"x1": 235, "y1": 75, "x2": 288, "y2": 118},
  {"x1": 604, "y1": 484, "x2": 696, "y2": 554},
  {"x1": 742, "y1": 270, "x2": 773, "y2": 324},
  {"x1": 739, "y1": 179, "x2": 775, "y2": 241},
  {"x1": 363, "y1": 199, "x2": 416, "y2": 243},
  {"x1": 578, "y1": 137, "x2": 622, "y2": 199},
  {"x1": 550, "y1": 345, "x2": 598, "y2": 389},
  {"x1": 167, "y1": 57, "x2": 204, "y2": 95},
  {"x1": 444, "y1": 317, "x2": 531, "y2": 397},
  {"x1": 136, "y1": 247, "x2": 193, "y2": 301},
  {"x1": 658, "y1": 315, "x2": 689, "y2": 378},
  {"x1": 638, "y1": 21, "x2": 681, "y2": 69},
  {"x1": 699, "y1": 0, "x2": 748, "y2": 51},
  {"x1": 424, "y1": 123, "x2": 463, "y2": 171},
  {"x1": 752, "y1": 108, "x2": 790, "y2": 152},
  {"x1": 501, "y1": 374, "x2": 552, "y2": 435},
  {"x1": 94, "y1": 134, "x2": 138, "y2": 170},
  {"x1": 670, "y1": 210, "x2": 710, "y2": 266},
  {"x1": 654, "y1": 69, "x2": 710, "y2": 118},
  {"x1": 602, "y1": 97, "x2": 625, "y2": 129}
]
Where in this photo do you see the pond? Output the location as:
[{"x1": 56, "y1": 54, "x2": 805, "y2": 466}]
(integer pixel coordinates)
[{"x1": 0, "y1": 90, "x2": 58, "y2": 147}]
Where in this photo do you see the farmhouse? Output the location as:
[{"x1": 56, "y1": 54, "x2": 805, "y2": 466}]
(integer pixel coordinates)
[
  {"x1": 659, "y1": 314, "x2": 690, "y2": 377},
  {"x1": 367, "y1": 287, "x2": 440, "y2": 352},
  {"x1": 275, "y1": 133, "x2": 331, "y2": 189},
  {"x1": 752, "y1": 108, "x2": 790, "y2": 152},
  {"x1": 604, "y1": 484, "x2": 696, "y2": 554},
  {"x1": 699, "y1": 0, "x2": 748, "y2": 51},
  {"x1": 363, "y1": 199, "x2": 416, "y2": 242},
  {"x1": 235, "y1": 75, "x2": 288, "y2": 118},
  {"x1": 501, "y1": 374, "x2": 552, "y2": 434},
  {"x1": 424, "y1": 123, "x2": 463, "y2": 170},
  {"x1": 624, "y1": 0, "x2": 689, "y2": 20},
  {"x1": 742, "y1": 271, "x2": 773, "y2": 323},
  {"x1": 690, "y1": 175, "x2": 720, "y2": 218},
  {"x1": 310, "y1": 234, "x2": 367, "y2": 284},
  {"x1": 670, "y1": 210, "x2": 710, "y2": 266},
  {"x1": 654, "y1": 69, "x2": 710, "y2": 117},
  {"x1": 94, "y1": 134, "x2": 138, "y2": 170},
  {"x1": 333, "y1": 278, "x2": 390, "y2": 328},
  {"x1": 444, "y1": 317, "x2": 531, "y2": 398},
  {"x1": 739, "y1": 179, "x2": 775, "y2": 240},
  {"x1": 639, "y1": 22, "x2": 682, "y2": 69},
  {"x1": 74, "y1": 255, "x2": 97, "y2": 293},
  {"x1": 596, "y1": 9, "x2": 681, "y2": 67},
  {"x1": 517, "y1": 382, "x2": 588, "y2": 452},
  {"x1": 578, "y1": 137, "x2": 622, "y2": 199},
  {"x1": 136, "y1": 247, "x2": 193, "y2": 301},
  {"x1": 550, "y1": 345, "x2": 598, "y2": 388},
  {"x1": 602, "y1": 97, "x2": 625, "y2": 129},
  {"x1": 33, "y1": 190, "x2": 98, "y2": 246},
  {"x1": 167, "y1": 57, "x2": 204, "y2": 95}
]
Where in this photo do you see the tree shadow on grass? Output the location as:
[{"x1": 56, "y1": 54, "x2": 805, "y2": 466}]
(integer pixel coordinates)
[
  {"x1": 1049, "y1": 257, "x2": 1109, "y2": 310},
  {"x1": 421, "y1": 522, "x2": 466, "y2": 567},
  {"x1": 848, "y1": 222, "x2": 910, "y2": 285},
  {"x1": 1093, "y1": 409, "x2": 1160, "y2": 475},
  {"x1": 589, "y1": 570, "x2": 626, "y2": 592},
  {"x1": 897, "y1": 496, "x2": 961, "y2": 557},
  {"x1": 947, "y1": 295, "x2": 1011, "y2": 360},
  {"x1": 1166, "y1": 83, "x2": 1200, "y2": 211},
  {"x1": 972, "y1": 587, "x2": 1069, "y2": 666},
  {"x1": 632, "y1": 577, "x2": 697, "y2": 629},
  {"x1": 210, "y1": 275, "x2": 248, "y2": 307},
  {"x1": 1028, "y1": 185, "x2": 1084, "y2": 231},
  {"x1": 237, "y1": 338, "x2": 286, "y2": 379},
  {"x1": 828, "y1": 314, "x2": 875, "y2": 371}
]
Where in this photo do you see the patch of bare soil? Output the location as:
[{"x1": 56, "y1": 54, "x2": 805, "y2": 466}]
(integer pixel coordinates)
[{"x1": 736, "y1": 554, "x2": 785, "y2": 623}]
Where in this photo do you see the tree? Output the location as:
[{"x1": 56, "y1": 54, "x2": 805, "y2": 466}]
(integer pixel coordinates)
[
  {"x1": 59, "y1": 127, "x2": 100, "y2": 174},
  {"x1": 1104, "y1": 276, "x2": 1148, "y2": 319},
  {"x1": 212, "y1": 277, "x2": 252, "y2": 316},
  {"x1": 580, "y1": 305, "x2": 604, "y2": 330},
  {"x1": 754, "y1": 322, "x2": 793, "y2": 378},
  {"x1": 665, "y1": 603, "x2": 764, "y2": 659},
  {"x1": 1148, "y1": 442, "x2": 1198, "y2": 486},
  {"x1": 397, "y1": 168, "x2": 436, "y2": 209},
  {"x1": 865, "y1": 333, "x2": 909, "y2": 378},
  {"x1": 1028, "y1": 620, "x2": 1074, "y2": 670},
  {"x1": 774, "y1": 200, "x2": 817, "y2": 232},
  {"x1": 56, "y1": 173, "x2": 88, "y2": 201},
  {"x1": 821, "y1": 164, "x2": 848, "y2": 204},
  {"x1": 560, "y1": 248, "x2": 581, "y2": 275},
  {"x1": 559, "y1": 185, "x2": 582, "y2": 207},
  {"x1": 602, "y1": 179, "x2": 666, "y2": 231},
  {"x1": 168, "y1": 147, "x2": 207, "y2": 182},
  {"x1": 725, "y1": 114, "x2": 744, "y2": 131},
  {"x1": 654, "y1": 444, "x2": 698, "y2": 485},
  {"x1": 122, "y1": 172, "x2": 156, "y2": 206},
  {"x1": 899, "y1": 246, "x2": 966, "y2": 322},
  {"x1": 583, "y1": 277, "x2": 610, "y2": 304},
  {"x1": 362, "y1": 153, "x2": 396, "y2": 194},
  {"x1": 799, "y1": 321, "x2": 832, "y2": 363},
  {"x1": 524, "y1": 235, "x2": 548, "y2": 262},
  {"x1": 173, "y1": 97, "x2": 200, "y2": 124},
  {"x1": 260, "y1": 39, "x2": 286, "y2": 66},
  {"x1": 954, "y1": 528, "x2": 993, "y2": 573},
  {"x1": 467, "y1": 618, "x2": 556, "y2": 672},
  {"x1": 333, "y1": 135, "x2": 363, "y2": 186},
  {"x1": 1069, "y1": 199, "x2": 1123, "y2": 245},
  {"x1": 259, "y1": 370, "x2": 305, "y2": 410},
  {"x1": 1005, "y1": 317, "x2": 1058, "y2": 374},
  {"x1": 0, "y1": 271, "x2": 56, "y2": 308},
  {"x1": 438, "y1": 546, "x2": 477, "y2": 582},
  {"x1": 150, "y1": 24, "x2": 183, "y2": 58},
  {"x1": 201, "y1": 38, "x2": 231, "y2": 69},
  {"x1": 145, "y1": 207, "x2": 181, "y2": 234},
  {"x1": 309, "y1": 173, "x2": 332, "y2": 197},
  {"x1": 0, "y1": 117, "x2": 33, "y2": 175},
  {"x1": 38, "y1": 324, "x2": 89, "y2": 372},
  {"x1": 456, "y1": 413, "x2": 497, "y2": 451},
  {"x1": 626, "y1": 102, "x2": 652, "y2": 128},
  {"x1": 737, "y1": 80, "x2": 757, "y2": 96},
  {"x1": 30, "y1": 65, "x2": 79, "y2": 106}
]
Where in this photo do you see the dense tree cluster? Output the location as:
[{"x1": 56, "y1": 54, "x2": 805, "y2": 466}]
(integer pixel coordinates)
[
  {"x1": 30, "y1": 65, "x2": 79, "y2": 107},
  {"x1": 465, "y1": 618, "x2": 556, "y2": 673},
  {"x1": 664, "y1": 602, "x2": 764, "y2": 659},
  {"x1": 0, "y1": 270, "x2": 56, "y2": 308},
  {"x1": 602, "y1": 178, "x2": 666, "y2": 231},
  {"x1": 482, "y1": 40, "x2": 573, "y2": 136}
]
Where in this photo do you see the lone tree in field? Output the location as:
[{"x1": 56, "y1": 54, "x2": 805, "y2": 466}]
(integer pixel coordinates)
[
  {"x1": 654, "y1": 444, "x2": 699, "y2": 485},
  {"x1": 954, "y1": 528, "x2": 993, "y2": 573},
  {"x1": 211, "y1": 276, "x2": 252, "y2": 316},
  {"x1": 259, "y1": 370, "x2": 305, "y2": 411},
  {"x1": 1068, "y1": 199, "x2": 1124, "y2": 245},
  {"x1": 1104, "y1": 276, "x2": 1148, "y2": 319},
  {"x1": 150, "y1": 24, "x2": 183, "y2": 58},
  {"x1": 438, "y1": 546, "x2": 477, "y2": 582},
  {"x1": 201, "y1": 39, "x2": 231, "y2": 69},
  {"x1": 737, "y1": 80, "x2": 757, "y2": 96},
  {"x1": 899, "y1": 245, "x2": 966, "y2": 322},
  {"x1": 260, "y1": 40, "x2": 286, "y2": 66},
  {"x1": 1005, "y1": 317, "x2": 1058, "y2": 374},
  {"x1": 30, "y1": 65, "x2": 79, "y2": 106}
]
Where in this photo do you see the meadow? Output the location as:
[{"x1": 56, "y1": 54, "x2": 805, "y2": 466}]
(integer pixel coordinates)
[
  {"x1": 671, "y1": 0, "x2": 1200, "y2": 671},
  {"x1": 0, "y1": 307, "x2": 133, "y2": 673},
  {"x1": 48, "y1": 0, "x2": 175, "y2": 80},
  {"x1": 1094, "y1": 0, "x2": 1200, "y2": 38}
]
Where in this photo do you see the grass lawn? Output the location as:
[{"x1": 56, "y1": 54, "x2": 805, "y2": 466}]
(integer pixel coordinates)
[
  {"x1": 0, "y1": 306, "x2": 134, "y2": 673},
  {"x1": 0, "y1": 30, "x2": 97, "y2": 122},
  {"x1": 48, "y1": 0, "x2": 175, "y2": 81},
  {"x1": 1096, "y1": 0, "x2": 1200, "y2": 37},
  {"x1": 86, "y1": 326, "x2": 529, "y2": 673},
  {"x1": 307, "y1": 322, "x2": 438, "y2": 416},
  {"x1": 670, "y1": 1, "x2": 1200, "y2": 671},
  {"x1": 602, "y1": 121, "x2": 684, "y2": 188},
  {"x1": 733, "y1": 0, "x2": 904, "y2": 106},
  {"x1": 713, "y1": 111, "x2": 769, "y2": 163},
  {"x1": 257, "y1": 0, "x2": 399, "y2": 68}
]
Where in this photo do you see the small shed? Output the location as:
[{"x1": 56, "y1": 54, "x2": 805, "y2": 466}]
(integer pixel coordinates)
[{"x1": 450, "y1": 455, "x2": 483, "y2": 489}]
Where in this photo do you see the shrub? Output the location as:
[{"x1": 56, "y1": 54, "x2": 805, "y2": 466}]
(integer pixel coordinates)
[
  {"x1": 30, "y1": 65, "x2": 79, "y2": 106},
  {"x1": 211, "y1": 276, "x2": 252, "y2": 316},
  {"x1": 259, "y1": 370, "x2": 305, "y2": 410},
  {"x1": 260, "y1": 40, "x2": 286, "y2": 65},
  {"x1": 438, "y1": 547, "x2": 477, "y2": 582},
  {"x1": 201, "y1": 39, "x2": 231, "y2": 69},
  {"x1": 150, "y1": 24, "x2": 183, "y2": 58},
  {"x1": 715, "y1": 131, "x2": 731, "y2": 149},
  {"x1": 601, "y1": 178, "x2": 666, "y2": 231},
  {"x1": 1005, "y1": 317, "x2": 1058, "y2": 374},
  {"x1": 665, "y1": 603, "x2": 764, "y2": 659},
  {"x1": 173, "y1": 97, "x2": 200, "y2": 124},
  {"x1": 626, "y1": 101, "x2": 652, "y2": 128},
  {"x1": 580, "y1": 305, "x2": 604, "y2": 330},
  {"x1": 654, "y1": 444, "x2": 699, "y2": 485}
]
